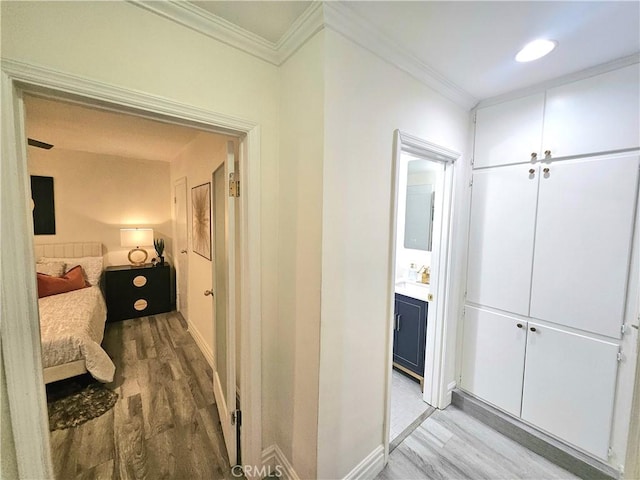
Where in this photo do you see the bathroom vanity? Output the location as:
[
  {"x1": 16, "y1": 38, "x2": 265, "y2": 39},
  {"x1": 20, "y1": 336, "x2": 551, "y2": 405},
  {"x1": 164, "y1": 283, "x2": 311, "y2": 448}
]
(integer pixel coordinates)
[{"x1": 393, "y1": 281, "x2": 429, "y2": 387}]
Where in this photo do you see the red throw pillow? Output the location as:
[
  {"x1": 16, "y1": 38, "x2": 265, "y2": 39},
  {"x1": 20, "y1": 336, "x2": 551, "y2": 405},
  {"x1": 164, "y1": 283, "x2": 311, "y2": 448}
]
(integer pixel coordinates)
[{"x1": 37, "y1": 265, "x2": 88, "y2": 298}]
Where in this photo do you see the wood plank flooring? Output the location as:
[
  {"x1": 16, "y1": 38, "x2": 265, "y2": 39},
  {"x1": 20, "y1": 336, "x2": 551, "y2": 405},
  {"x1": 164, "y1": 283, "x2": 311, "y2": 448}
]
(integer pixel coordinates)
[
  {"x1": 49, "y1": 312, "x2": 235, "y2": 480},
  {"x1": 377, "y1": 406, "x2": 580, "y2": 480}
]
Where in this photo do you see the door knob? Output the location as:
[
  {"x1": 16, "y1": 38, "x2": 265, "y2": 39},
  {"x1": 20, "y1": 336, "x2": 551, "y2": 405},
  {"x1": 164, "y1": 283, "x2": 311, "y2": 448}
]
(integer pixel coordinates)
[
  {"x1": 204, "y1": 289, "x2": 214, "y2": 296},
  {"x1": 181, "y1": 249, "x2": 187, "y2": 254}
]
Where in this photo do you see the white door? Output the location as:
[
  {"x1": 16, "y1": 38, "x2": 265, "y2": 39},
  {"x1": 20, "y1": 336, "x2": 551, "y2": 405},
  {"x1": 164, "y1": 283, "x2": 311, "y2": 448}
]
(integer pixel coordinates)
[
  {"x1": 212, "y1": 141, "x2": 238, "y2": 465},
  {"x1": 174, "y1": 177, "x2": 189, "y2": 321},
  {"x1": 460, "y1": 306, "x2": 527, "y2": 416},
  {"x1": 530, "y1": 154, "x2": 640, "y2": 338},
  {"x1": 474, "y1": 92, "x2": 545, "y2": 168},
  {"x1": 542, "y1": 64, "x2": 640, "y2": 158},
  {"x1": 521, "y1": 322, "x2": 619, "y2": 459},
  {"x1": 466, "y1": 165, "x2": 539, "y2": 315}
]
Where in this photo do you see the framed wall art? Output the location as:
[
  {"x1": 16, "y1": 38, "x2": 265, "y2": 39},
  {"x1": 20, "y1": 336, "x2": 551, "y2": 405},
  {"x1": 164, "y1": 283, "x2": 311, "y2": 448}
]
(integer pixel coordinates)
[
  {"x1": 191, "y1": 182, "x2": 211, "y2": 260},
  {"x1": 30, "y1": 175, "x2": 56, "y2": 235}
]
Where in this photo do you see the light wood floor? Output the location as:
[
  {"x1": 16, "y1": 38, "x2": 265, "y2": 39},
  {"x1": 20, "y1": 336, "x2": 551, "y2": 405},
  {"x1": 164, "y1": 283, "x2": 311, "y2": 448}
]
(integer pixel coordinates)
[
  {"x1": 49, "y1": 312, "x2": 235, "y2": 480},
  {"x1": 377, "y1": 406, "x2": 579, "y2": 480}
]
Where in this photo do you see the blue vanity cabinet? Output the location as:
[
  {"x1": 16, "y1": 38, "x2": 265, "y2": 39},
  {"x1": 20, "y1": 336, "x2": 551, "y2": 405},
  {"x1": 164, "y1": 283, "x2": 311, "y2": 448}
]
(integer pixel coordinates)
[{"x1": 393, "y1": 293, "x2": 428, "y2": 379}]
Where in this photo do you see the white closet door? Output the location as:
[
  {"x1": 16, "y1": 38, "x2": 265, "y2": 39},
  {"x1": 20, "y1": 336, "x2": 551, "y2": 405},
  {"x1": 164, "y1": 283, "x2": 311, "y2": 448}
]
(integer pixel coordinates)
[
  {"x1": 474, "y1": 93, "x2": 545, "y2": 168},
  {"x1": 467, "y1": 165, "x2": 539, "y2": 315},
  {"x1": 543, "y1": 65, "x2": 640, "y2": 159},
  {"x1": 460, "y1": 306, "x2": 527, "y2": 416},
  {"x1": 530, "y1": 154, "x2": 639, "y2": 338},
  {"x1": 521, "y1": 323, "x2": 619, "y2": 459}
]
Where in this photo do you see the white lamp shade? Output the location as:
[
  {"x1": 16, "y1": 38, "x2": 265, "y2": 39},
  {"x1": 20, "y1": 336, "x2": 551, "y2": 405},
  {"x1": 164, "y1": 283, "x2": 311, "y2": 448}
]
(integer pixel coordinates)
[{"x1": 120, "y1": 228, "x2": 154, "y2": 247}]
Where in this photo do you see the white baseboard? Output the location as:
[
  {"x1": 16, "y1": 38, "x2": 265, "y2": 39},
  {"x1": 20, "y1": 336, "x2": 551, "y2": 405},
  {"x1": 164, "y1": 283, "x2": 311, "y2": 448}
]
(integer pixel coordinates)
[
  {"x1": 262, "y1": 444, "x2": 301, "y2": 480},
  {"x1": 185, "y1": 318, "x2": 214, "y2": 369},
  {"x1": 343, "y1": 445, "x2": 385, "y2": 480}
]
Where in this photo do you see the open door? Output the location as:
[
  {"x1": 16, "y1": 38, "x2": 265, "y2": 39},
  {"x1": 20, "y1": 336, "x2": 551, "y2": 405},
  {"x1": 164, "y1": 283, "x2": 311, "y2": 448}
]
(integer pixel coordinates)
[
  {"x1": 174, "y1": 177, "x2": 189, "y2": 321},
  {"x1": 212, "y1": 141, "x2": 238, "y2": 465}
]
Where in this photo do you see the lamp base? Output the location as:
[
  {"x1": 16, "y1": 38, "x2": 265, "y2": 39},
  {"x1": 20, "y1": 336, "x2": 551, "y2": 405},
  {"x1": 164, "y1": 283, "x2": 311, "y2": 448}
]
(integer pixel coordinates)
[{"x1": 127, "y1": 247, "x2": 148, "y2": 266}]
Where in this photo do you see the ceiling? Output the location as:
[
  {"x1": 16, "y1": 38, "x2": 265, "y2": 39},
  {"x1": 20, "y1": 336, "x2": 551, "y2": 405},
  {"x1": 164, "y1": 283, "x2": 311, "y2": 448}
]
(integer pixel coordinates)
[
  {"x1": 191, "y1": 0, "x2": 640, "y2": 101},
  {"x1": 191, "y1": 1, "x2": 312, "y2": 44},
  {"x1": 24, "y1": 96, "x2": 202, "y2": 162}
]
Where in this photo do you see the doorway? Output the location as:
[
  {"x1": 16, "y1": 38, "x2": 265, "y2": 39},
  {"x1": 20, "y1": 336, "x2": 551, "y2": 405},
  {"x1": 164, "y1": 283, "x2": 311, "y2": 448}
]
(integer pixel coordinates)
[
  {"x1": 1, "y1": 63, "x2": 263, "y2": 479},
  {"x1": 385, "y1": 130, "x2": 460, "y2": 455},
  {"x1": 174, "y1": 177, "x2": 189, "y2": 322}
]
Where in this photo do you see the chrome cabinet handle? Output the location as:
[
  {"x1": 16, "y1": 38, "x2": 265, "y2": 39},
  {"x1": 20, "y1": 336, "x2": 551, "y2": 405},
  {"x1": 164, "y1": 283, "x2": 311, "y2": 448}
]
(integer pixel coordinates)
[
  {"x1": 530, "y1": 327, "x2": 537, "y2": 332},
  {"x1": 204, "y1": 289, "x2": 214, "y2": 297},
  {"x1": 516, "y1": 323, "x2": 523, "y2": 328},
  {"x1": 544, "y1": 150, "x2": 551, "y2": 157},
  {"x1": 531, "y1": 152, "x2": 537, "y2": 159},
  {"x1": 543, "y1": 168, "x2": 550, "y2": 174},
  {"x1": 397, "y1": 314, "x2": 402, "y2": 331},
  {"x1": 528, "y1": 169, "x2": 535, "y2": 175}
]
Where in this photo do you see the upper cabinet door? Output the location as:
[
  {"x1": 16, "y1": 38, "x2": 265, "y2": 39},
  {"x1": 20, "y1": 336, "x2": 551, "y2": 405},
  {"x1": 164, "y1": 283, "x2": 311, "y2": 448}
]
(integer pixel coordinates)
[
  {"x1": 474, "y1": 93, "x2": 545, "y2": 168},
  {"x1": 543, "y1": 65, "x2": 640, "y2": 159},
  {"x1": 530, "y1": 154, "x2": 640, "y2": 338},
  {"x1": 466, "y1": 165, "x2": 539, "y2": 315}
]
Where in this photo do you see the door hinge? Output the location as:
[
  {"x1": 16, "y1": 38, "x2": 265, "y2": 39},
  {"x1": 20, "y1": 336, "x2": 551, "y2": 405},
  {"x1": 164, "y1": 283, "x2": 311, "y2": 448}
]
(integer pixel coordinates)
[
  {"x1": 231, "y1": 409, "x2": 242, "y2": 426},
  {"x1": 473, "y1": 112, "x2": 477, "y2": 124},
  {"x1": 621, "y1": 324, "x2": 627, "y2": 335},
  {"x1": 608, "y1": 447, "x2": 613, "y2": 458},
  {"x1": 617, "y1": 350, "x2": 623, "y2": 362},
  {"x1": 229, "y1": 172, "x2": 240, "y2": 198},
  {"x1": 469, "y1": 177, "x2": 473, "y2": 187},
  {"x1": 470, "y1": 157, "x2": 475, "y2": 167},
  {"x1": 174, "y1": 197, "x2": 177, "y2": 204}
]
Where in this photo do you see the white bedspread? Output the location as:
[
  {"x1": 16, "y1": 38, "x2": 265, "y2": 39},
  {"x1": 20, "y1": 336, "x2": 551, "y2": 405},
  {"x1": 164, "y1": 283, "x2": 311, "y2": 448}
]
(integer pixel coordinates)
[{"x1": 38, "y1": 286, "x2": 115, "y2": 383}]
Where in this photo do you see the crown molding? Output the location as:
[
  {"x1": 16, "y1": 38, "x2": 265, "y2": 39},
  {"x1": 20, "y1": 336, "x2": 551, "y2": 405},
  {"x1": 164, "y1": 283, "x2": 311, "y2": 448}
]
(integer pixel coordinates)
[
  {"x1": 129, "y1": 0, "x2": 280, "y2": 64},
  {"x1": 128, "y1": 0, "x2": 476, "y2": 109},
  {"x1": 322, "y1": 2, "x2": 477, "y2": 110}
]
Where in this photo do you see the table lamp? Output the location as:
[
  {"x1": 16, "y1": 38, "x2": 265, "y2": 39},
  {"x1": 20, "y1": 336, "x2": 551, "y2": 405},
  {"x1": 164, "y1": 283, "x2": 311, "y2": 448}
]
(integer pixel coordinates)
[{"x1": 120, "y1": 228, "x2": 154, "y2": 266}]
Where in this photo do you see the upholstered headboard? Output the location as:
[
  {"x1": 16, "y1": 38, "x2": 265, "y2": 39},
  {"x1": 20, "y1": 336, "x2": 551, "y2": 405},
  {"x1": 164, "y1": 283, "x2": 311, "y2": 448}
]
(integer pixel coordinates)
[{"x1": 34, "y1": 242, "x2": 104, "y2": 259}]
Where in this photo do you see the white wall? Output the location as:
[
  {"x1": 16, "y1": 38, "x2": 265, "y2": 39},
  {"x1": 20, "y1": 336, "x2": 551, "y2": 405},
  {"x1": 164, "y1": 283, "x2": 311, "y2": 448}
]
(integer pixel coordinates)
[
  {"x1": 277, "y1": 30, "x2": 324, "y2": 480},
  {"x1": 1, "y1": 0, "x2": 281, "y2": 455},
  {"x1": 317, "y1": 30, "x2": 470, "y2": 478},
  {"x1": 28, "y1": 148, "x2": 171, "y2": 266}
]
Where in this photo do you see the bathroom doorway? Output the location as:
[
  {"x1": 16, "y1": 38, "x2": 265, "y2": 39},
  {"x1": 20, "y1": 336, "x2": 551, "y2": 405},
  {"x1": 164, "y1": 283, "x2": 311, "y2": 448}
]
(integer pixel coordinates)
[{"x1": 385, "y1": 130, "x2": 460, "y2": 453}]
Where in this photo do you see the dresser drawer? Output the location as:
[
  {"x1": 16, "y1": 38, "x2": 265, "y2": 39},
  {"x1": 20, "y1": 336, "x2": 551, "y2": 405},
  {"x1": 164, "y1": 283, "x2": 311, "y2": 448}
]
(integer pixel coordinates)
[{"x1": 105, "y1": 264, "x2": 172, "y2": 321}]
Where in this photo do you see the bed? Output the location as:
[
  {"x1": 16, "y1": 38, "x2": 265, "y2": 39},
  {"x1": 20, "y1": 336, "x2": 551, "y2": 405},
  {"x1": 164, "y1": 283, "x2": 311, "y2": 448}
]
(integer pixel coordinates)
[{"x1": 35, "y1": 242, "x2": 115, "y2": 384}]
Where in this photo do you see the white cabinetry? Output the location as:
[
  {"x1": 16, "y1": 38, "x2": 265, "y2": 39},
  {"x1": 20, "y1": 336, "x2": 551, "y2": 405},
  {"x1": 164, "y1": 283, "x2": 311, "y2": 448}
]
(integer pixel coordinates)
[
  {"x1": 474, "y1": 93, "x2": 544, "y2": 168},
  {"x1": 463, "y1": 63, "x2": 640, "y2": 462},
  {"x1": 474, "y1": 64, "x2": 639, "y2": 169},
  {"x1": 543, "y1": 65, "x2": 640, "y2": 159},
  {"x1": 466, "y1": 165, "x2": 538, "y2": 315},
  {"x1": 460, "y1": 306, "x2": 526, "y2": 417},
  {"x1": 530, "y1": 155, "x2": 639, "y2": 338},
  {"x1": 521, "y1": 323, "x2": 619, "y2": 459}
]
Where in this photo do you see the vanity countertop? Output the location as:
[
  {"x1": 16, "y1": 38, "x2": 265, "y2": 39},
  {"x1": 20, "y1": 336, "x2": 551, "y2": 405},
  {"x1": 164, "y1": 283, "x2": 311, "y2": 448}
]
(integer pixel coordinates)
[{"x1": 395, "y1": 280, "x2": 430, "y2": 302}]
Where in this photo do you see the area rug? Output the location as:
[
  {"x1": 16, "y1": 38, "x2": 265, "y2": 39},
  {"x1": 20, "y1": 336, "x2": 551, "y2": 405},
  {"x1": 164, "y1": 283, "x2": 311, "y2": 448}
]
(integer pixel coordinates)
[{"x1": 46, "y1": 374, "x2": 118, "y2": 431}]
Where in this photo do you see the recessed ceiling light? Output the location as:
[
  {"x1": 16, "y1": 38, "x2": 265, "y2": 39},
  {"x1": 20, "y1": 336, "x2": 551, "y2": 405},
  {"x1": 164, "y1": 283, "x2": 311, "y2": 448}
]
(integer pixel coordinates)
[{"x1": 516, "y1": 39, "x2": 557, "y2": 62}]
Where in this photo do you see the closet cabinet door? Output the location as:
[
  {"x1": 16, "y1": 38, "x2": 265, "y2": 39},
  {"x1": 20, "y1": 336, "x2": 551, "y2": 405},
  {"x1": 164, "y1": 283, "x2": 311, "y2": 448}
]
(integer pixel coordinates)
[
  {"x1": 460, "y1": 306, "x2": 527, "y2": 416},
  {"x1": 474, "y1": 93, "x2": 545, "y2": 168},
  {"x1": 543, "y1": 64, "x2": 640, "y2": 158},
  {"x1": 521, "y1": 323, "x2": 619, "y2": 459},
  {"x1": 530, "y1": 154, "x2": 640, "y2": 338},
  {"x1": 466, "y1": 165, "x2": 538, "y2": 315}
]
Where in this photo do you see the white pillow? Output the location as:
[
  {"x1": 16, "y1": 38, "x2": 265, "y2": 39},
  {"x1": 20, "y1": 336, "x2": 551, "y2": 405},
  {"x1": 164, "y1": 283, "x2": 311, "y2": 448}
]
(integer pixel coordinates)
[
  {"x1": 36, "y1": 261, "x2": 66, "y2": 277},
  {"x1": 39, "y1": 256, "x2": 103, "y2": 286}
]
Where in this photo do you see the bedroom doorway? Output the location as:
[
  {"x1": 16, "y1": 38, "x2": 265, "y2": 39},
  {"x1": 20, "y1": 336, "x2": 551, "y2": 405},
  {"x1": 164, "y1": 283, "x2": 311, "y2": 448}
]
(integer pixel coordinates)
[{"x1": 1, "y1": 63, "x2": 263, "y2": 479}]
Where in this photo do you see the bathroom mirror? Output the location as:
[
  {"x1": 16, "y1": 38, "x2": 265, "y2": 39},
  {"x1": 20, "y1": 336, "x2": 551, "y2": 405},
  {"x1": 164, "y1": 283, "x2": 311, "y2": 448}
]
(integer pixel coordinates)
[{"x1": 404, "y1": 159, "x2": 435, "y2": 251}]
